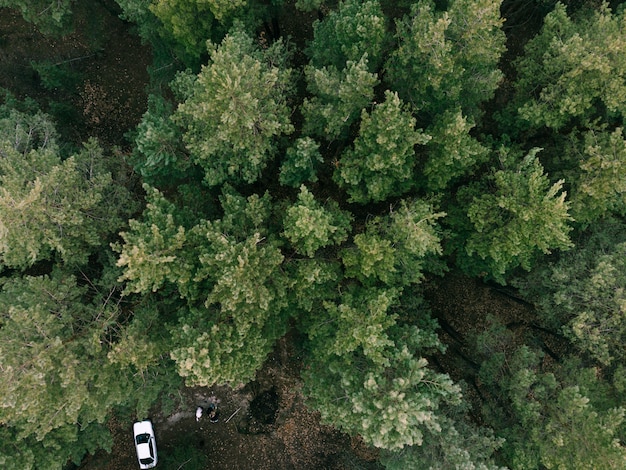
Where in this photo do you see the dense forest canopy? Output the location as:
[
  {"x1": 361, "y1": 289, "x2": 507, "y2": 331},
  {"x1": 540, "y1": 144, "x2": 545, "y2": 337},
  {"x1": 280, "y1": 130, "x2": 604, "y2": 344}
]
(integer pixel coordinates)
[{"x1": 1, "y1": 0, "x2": 626, "y2": 468}]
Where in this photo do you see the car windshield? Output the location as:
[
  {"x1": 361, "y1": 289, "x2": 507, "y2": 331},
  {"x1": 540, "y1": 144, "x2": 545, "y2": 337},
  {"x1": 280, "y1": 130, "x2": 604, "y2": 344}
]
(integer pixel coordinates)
[
  {"x1": 135, "y1": 433, "x2": 150, "y2": 445},
  {"x1": 140, "y1": 457, "x2": 154, "y2": 464}
]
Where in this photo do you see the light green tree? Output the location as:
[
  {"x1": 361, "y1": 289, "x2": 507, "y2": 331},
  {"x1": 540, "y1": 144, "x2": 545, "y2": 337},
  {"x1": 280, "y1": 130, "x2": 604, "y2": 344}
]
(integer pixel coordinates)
[
  {"x1": 115, "y1": 185, "x2": 195, "y2": 295},
  {"x1": 341, "y1": 199, "x2": 445, "y2": 287},
  {"x1": 173, "y1": 28, "x2": 294, "y2": 186},
  {"x1": 0, "y1": 134, "x2": 131, "y2": 268},
  {"x1": 117, "y1": 186, "x2": 292, "y2": 387},
  {"x1": 380, "y1": 414, "x2": 505, "y2": 470},
  {"x1": 566, "y1": 128, "x2": 626, "y2": 224},
  {"x1": 334, "y1": 90, "x2": 431, "y2": 203},
  {"x1": 282, "y1": 185, "x2": 352, "y2": 257},
  {"x1": 423, "y1": 109, "x2": 489, "y2": 192},
  {"x1": 304, "y1": 288, "x2": 461, "y2": 450},
  {"x1": 0, "y1": 272, "x2": 129, "y2": 460}
]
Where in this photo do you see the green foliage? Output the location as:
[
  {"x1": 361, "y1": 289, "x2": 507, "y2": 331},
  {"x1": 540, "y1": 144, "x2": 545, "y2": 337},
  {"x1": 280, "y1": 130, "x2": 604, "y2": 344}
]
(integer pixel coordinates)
[
  {"x1": 174, "y1": 29, "x2": 294, "y2": 185},
  {"x1": 0, "y1": 0, "x2": 73, "y2": 35},
  {"x1": 334, "y1": 91, "x2": 430, "y2": 203},
  {"x1": 8, "y1": 1, "x2": 626, "y2": 467},
  {"x1": 302, "y1": 55, "x2": 379, "y2": 140},
  {"x1": 341, "y1": 199, "x2": 445, "y2": 287},
  {"x1": 386, "y1": 0, "x2": 505, "y2": 118},
  {"x1": 115, "y1": 185, "x2": 194, "y2": 294},
  {"x1": 479, "y1": 345, "x2": 626, "y2": 469},
  {"x1": 307, "y1": 0, "x2": 387, "y2": 70},
  {"x1": 0, "y1": 105, "x2": 57, "y2": 153},
  {"x1": 170, "y1": 226, "x2": 290, "y2": 386},
  {"x1": 279, "y1": 137, "x2": 323, "y2": 187},
  {"x1": 514, "y1": 2, "x2": 626, "y2": 130},
  {"x1": 463, "y1": 149, "x2": 573, "y2": 282},
  {"x1": 117, "y1": 186, "x2": 292, "y2": 387},
  {"x1": 282, "y1": 185, "x2": 352, "y2": 257},
  {"x1": 0, "y1": 422, "x2": 113, "y2": 470},
  {"x1": 0, "y1": 134, "x2": 131, "y2": 268},
  {"x1": 287, "y1": 258, "x2": 341, "y2": 313},
  {"x1": 132, "y1": 94, "x2": 188, "y2": 182},
  {"x1": 424, "y1": 109, "x2": 489, "y2": 191},
  {"x1": 380, "y1": 415, "x2": 505, "y2": 470},
  {"x1": 304, "y1": 300, "x2": 461, "y2": 450},
  {"x1": 0, "y1": 272, "x2": 128, "y2": 444},
  {"x1": 30, "y1": 60, "x2": 82, "y2": 91},
  {"x1": 295, "y1": 0, "x2": 323, "y2": 12},
  {"x1": 566, "y1": 127, "x2": 626, "y2": 224},
  {"x1": 149, "y1": 0, "x2": 218, "y2": 58},
  {"x1": 516, "y1": 219, "x2": 626, "y2": 366},
  {"x1": 314, "y1": 287, "x2": 399, "y2": 366}
]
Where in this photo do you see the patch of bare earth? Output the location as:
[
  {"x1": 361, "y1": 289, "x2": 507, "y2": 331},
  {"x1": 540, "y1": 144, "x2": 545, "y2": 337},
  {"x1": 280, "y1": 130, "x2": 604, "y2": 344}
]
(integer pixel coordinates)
[
  {"x1": 0, "y1": 0, "x2": 151, "y2": 146},
  {"x1": 80, "y1": 344, "x2": 381, "y2": 470}
]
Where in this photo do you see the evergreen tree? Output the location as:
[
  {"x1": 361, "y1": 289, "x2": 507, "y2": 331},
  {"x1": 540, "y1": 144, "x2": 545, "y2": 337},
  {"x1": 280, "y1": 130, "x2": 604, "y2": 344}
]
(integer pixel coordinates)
[
  {"x1": 173, "y1": 28, "x2": 294, "y2": 186},
  {"x1": 516, "y1": 219, "x2": 626, "y2": 366},
  {"x1": 334, "y1": 90, "x2": 430, "y2": 203},
  {"x1": 0, "y1": 0, "x2": 73, "y2": 34},
  {"x1": 301, "y1": 55, "x2": 379, "y2": 140},
  {"x1": 282, "y1": 185, "x2": 352, "y2": 257},
  {"x1": 514, "y1": 2, "x2": 626, "y2": 130},
  {"x1": 307, "y1": 0, "x2": 388, "y2": 71},
  {"x1": 304, "y1": 290, "x2": 461, "y2": 451},
  {"x1": 462, "y1": 149, "x2": 573, "y2": 282},
  {"x1": 386, "y1": 0, "x2": 505, "y2": 119},
  {"x1": 0, "y1": 110, "x2": 132, "y2": 269}
]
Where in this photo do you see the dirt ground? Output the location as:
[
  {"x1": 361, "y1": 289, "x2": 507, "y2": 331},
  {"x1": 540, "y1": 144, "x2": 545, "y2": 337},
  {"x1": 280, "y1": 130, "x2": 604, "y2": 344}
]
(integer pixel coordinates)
[
  {"x1": 0, "y1": 0, "x2": 151, "y2": 146},
  {"x1": 79, "y1": 344, "x2": 380, "y2": 470}
]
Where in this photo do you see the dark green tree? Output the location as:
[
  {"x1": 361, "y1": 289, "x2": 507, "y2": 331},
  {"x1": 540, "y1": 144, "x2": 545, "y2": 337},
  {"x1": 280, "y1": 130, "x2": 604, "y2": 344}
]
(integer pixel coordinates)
[
  {"x1": 0, "y1": 0, "x2": 73, "y2": 34},
  {"x1": 307, "y1": 0, "x2": 388, "y2": 71},
  {"x1": 516, "y1": 219, "x2": 626, "y2": 366},
  {"x1": 279, "y1": 137, "x2": 324, "y2": 187},
  {"x1": 386, "y1": 0, "x2": 505, "y2": 119},
  {"x1": 478, "y1": 343, "x2": 626, "y2": 469},
  {"x1": 514, "y1": 2, "x2": 626, "y2": 130},
  {"x1": 462, "y1": 149, "x2": 573, "y2": 282}
]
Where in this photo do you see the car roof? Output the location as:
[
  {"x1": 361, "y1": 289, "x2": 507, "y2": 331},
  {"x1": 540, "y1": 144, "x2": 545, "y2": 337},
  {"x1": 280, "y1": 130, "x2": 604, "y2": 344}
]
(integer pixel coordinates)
[{"x1": 133, "y1": 420, "x2": 153, "y2": 435}]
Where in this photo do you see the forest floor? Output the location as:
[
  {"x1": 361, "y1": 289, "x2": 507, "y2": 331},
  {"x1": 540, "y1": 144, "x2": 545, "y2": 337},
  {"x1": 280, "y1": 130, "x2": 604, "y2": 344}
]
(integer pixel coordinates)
[
  {"x1": 76, "y1": 273, "x2": 552, "y2": 470},
  {"x1": 79, "y1": 338, "x2": 380, "y2": 470},
  {"x1": 0, "y1": 0, "x2": 151, "y2": 147}
]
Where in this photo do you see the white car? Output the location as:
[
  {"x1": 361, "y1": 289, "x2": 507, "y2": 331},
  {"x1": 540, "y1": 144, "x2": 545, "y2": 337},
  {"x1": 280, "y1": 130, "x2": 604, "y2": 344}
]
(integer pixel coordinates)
[{"x1": 133, "y1": 420, "x2": 158, "y2": 469}]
